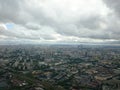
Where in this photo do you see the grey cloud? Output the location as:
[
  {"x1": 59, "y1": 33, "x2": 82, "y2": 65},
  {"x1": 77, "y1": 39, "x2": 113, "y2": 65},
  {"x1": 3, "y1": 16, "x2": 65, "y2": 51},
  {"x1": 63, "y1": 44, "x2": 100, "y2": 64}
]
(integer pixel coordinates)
[
  {"x1": 0, "y1": 0, "x2": 20, "y2": 23},
  {"x1": 0, "y1": 24, "x2": 56, "y2": 41},
  {"x1": 25, "y1": 23, "x2": 41, "y2": 30},
  {"x1": 0, "y1": 25, "x2": 39, "y2": 40},
  {"x1": 76, "y1": 15, "x2": 102, "y2": 30},
  {"x1": 0, "y1": 0, "x2": 120, "y2": 44},
  {"x1": 104, "y1": 0, "x2": 120, "y2": 17}
]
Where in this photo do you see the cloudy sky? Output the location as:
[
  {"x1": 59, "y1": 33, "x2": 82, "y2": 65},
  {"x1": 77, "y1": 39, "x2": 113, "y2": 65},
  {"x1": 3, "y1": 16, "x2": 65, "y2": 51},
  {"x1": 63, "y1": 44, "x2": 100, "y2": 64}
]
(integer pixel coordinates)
[{"x1": 0, "y1": 0, "x2": 120, "y2": 44}]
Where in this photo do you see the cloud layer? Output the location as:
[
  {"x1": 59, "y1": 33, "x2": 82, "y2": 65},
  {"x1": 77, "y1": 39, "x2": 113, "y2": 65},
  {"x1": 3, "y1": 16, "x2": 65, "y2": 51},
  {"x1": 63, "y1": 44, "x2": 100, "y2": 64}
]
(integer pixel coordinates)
[{"x1": 0, "y1": 0, "x2": 120, "y2": 44}]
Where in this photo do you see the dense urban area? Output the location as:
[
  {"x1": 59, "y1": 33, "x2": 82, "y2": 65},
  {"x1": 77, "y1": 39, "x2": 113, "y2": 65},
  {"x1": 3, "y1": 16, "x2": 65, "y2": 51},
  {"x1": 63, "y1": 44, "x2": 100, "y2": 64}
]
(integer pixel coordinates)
[{"x1": 0, "y1": 45, "x2": 120, "y2": 90}]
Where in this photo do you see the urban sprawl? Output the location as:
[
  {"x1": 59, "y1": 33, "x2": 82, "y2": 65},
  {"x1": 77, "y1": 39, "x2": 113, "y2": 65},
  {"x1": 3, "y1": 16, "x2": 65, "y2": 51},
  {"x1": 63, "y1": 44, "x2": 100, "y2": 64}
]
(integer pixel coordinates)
[{"x1": 0, "y1": 45, "x2": 120, "y2": 90}]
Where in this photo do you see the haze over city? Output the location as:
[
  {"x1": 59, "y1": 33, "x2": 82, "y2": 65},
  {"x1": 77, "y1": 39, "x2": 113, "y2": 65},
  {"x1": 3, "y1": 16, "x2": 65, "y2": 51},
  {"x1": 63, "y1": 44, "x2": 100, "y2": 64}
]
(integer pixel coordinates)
[{"x1": 0, "y1": 0, "x2": 120, "y2": 45}]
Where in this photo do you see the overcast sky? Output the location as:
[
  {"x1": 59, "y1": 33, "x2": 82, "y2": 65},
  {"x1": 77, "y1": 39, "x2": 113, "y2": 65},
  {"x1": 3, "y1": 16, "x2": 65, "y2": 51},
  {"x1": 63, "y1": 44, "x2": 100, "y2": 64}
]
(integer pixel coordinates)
[{"x1": 0, "y1": 0, "x2": 120, "y2": 44}]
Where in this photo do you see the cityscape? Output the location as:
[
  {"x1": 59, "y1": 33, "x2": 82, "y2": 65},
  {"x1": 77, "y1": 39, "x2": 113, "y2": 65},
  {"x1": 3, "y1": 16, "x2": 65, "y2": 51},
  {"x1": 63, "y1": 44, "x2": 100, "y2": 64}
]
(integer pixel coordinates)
[
  {"x1": 0, "y1": 0, "x2": 120, "y2": 90},
  {"x1": 0, "y1": 45, "x2": 120, "y2": 90}
]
